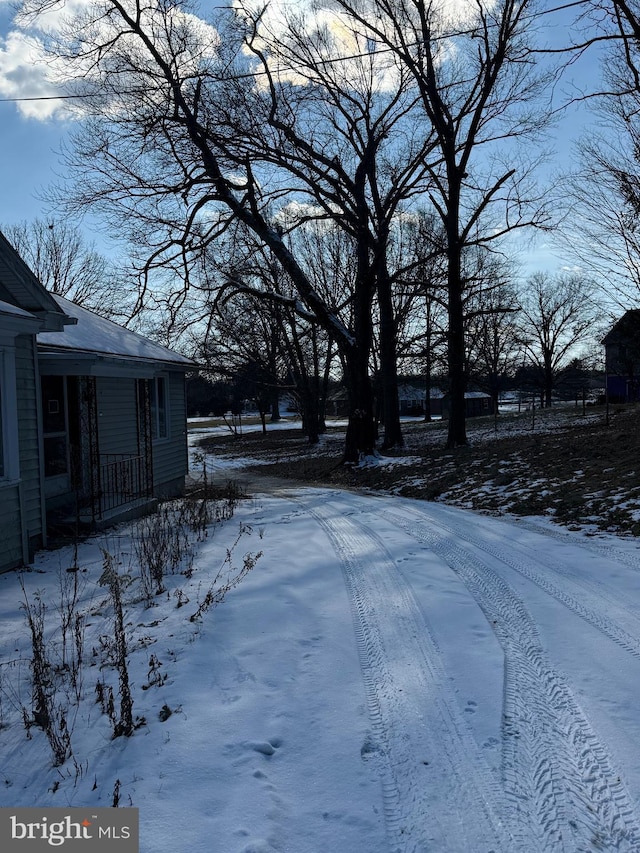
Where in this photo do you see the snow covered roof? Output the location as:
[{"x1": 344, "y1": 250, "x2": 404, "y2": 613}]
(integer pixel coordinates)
[
  {"x1": 0, "y1": 299, "x2": 37, "y2": 320},
  {"x1": 397, "y1": 383, "x2": 426, "y2": 398},
  {"x1": 0, "y1": 298, "x2": 44, "y2": 336},
  {"x1": 37, "y1": 295, "x2": 196, "y2": 368}
]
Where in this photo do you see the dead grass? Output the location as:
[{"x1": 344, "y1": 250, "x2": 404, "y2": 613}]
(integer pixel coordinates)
[{"x1": 194, "y1": 404, "x2": 640, "y2": 536}]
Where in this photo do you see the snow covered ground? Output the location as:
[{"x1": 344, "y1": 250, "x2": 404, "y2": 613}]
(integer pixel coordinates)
[{"x1": 3, "y1": 444, "x2": 640, "y2": 851}]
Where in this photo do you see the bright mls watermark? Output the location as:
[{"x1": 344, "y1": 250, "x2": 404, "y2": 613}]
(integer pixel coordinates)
[{"x1": 0, "y1": 808, "x2": 138, "y2": 851}]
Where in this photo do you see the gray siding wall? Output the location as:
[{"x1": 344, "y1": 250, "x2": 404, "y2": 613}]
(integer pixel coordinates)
[
  {"x1": 16, "y1": 335, "x2": 43, "y2": 558},
  {"x1": 0, "y1": 483, "x2": 24, "y2": 570},
  {"x1": 0, "y1": 335, "x2": 43, "y2": 571},
  {"x1": 153, "y1": 371, "x2": 188, "y2": 496},
  {"x1": 95, "y1": 373, "x2": 188, "y2": 498},
  {"x1": 96, "y1": 377, "x2": 139, "y2": 455}
]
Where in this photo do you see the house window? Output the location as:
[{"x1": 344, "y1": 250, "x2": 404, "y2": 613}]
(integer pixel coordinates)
[
  {"x1": 41, "y1": 375, "x2": 69, "y2": 477},
  {"x1": 150, "y1": 375, "x2": 168, "y2": 440}
]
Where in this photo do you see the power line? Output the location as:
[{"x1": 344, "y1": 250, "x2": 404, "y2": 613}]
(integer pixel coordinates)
[
  {"x1": 0, "y1": 0, "x2": 602, "y2": 105},
  {"x1": 0, "y1": 93, "x2": 86, "y2": 102}
]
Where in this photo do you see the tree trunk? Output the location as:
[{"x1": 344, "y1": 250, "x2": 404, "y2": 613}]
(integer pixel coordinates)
[
  {"x1": 301, "y1": 392, "x2": 321, "y2": 444},
  {"x1": 318, "y1": 336, "x2": 333, "y2": 434},
  {"x1": 491, "y1": 389, "x2": 499, "y2": 418},
  {"x1": 344, "y1": 389, "x2": 376, "y2": 462},
  {"x1": 270, "y1": 391, "x2": 281, "y2": 421},
  {"x1": 424, "y1": 327, "x2": 433, "y2": 422},
  {"x1": 377, "y1": 263, "x2": 403, "y2": 450},
  {"x1": 544, "y1": 358, "x2": 553, "y2": 407},
  {"x1": 424, "y1": 388, "x2": 432, "y2": 422},
  {"x1": 446, "y1": 250, "x2": 468, "y2": 448},
  {"x1": 341, "y1": 153, "x2": 378, "y2": 463},
  {"x1": 342, "y1": 344, "x2": 376, "y2": 464}
]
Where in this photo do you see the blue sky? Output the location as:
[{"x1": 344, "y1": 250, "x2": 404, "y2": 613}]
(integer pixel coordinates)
[
  {"x1": 0, "y1": 112, "x2": 69, "y2": 225},
  {"x1": 0, "y1": 3, "x2": 70, "y2": 226}
]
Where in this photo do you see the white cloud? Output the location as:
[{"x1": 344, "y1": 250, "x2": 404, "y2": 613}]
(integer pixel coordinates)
[
  {"x1": 1, "y1": 0, "x2": 221, "y2": 120},
  {"x1": 1, "y1": 0, "x2": 486, "y2": 122},
  {"x1": 235, "y1": 0, "x2": 488, "y2": 93},
  {"x1": 0, "y1": 29, "x2": 64, "y2": 119},
  {"x1": 234, "y1": 2, "x2": 398, "y2": 94}
]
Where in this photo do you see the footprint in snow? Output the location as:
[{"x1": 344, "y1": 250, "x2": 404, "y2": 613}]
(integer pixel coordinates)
[{"x1": 251, "y1": 738, "x2": 282, "y2": 756}]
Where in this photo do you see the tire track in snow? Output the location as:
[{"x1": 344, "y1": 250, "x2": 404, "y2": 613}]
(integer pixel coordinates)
[
  {"x1": 380, "y1": 507, "x2": 640, "y2": 852},
  {"x1": 514, "y1": 518, "x2": 640, "y2": 573},
  {"x1": 297, "y1": 496, "x2": 509, "y2": 853},
  {"x1": 399, "y1": 505, "x2": 640, "y2": 662}
]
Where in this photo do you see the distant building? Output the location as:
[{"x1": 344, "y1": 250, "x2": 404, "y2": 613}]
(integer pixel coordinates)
[
  {"x1": 398, "y1": 383, "x2": 432, "y2": 416},
  {"x1": 441, "y1": 390, "x2": 494, "y2": 419},
  {"x1": 602, "y1": 310, "x2": 640, "y2": 403},
  {"x1": 326, "y1": 383, "x2": 494, "y2": 419}
]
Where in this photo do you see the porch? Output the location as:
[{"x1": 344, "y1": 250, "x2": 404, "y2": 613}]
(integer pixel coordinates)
[{"x1": 42, "y1": 374, "x2": 157, "y2": 534}]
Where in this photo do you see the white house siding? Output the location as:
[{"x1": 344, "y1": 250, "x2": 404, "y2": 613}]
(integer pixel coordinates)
[
  {"x1": 152, "y1": 371, "x2": 188, "y2": 497},
  {"x1": 16, "y1": 335, "x2": 44, "y2": 559},
  {"x1": 96, "y1": 377, "x2": 139, "y2": 455}
]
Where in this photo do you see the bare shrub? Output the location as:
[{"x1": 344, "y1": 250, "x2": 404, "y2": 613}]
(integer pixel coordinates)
[
  {"x1": 56, "y1": 569, "x2": 85, "y2": 703},
  {"x1": 190, "y1": 524, "x2": 262, "y2": 623},
  {"x1": 134, "y1": 481, "x2": 246, "y2": 599},
  {"x1": 98, "y1": 551, "x2": 134, "y2": 738},
  {"x1": 142, "y1": 654, "x2": 166, "y2": 690},
  {"x1": 20, "y1": 583, "x2": 73, "y2": 766},
  {"x1": 134, "y1": 504, "x2": 194, "y2": 597},
  {"x1": 95, "y1": 678, "x2": 117, "y2": 730}
]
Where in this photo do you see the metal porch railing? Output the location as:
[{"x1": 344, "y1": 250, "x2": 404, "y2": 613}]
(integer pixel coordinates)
[{"x1": 98, "y1": 453, "x2": 151, "y2": 513}]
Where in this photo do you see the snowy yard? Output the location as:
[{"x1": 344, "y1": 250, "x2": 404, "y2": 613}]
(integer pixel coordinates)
[{"x1": 3, "y1": 440, "x2": 640, "y2": 851}]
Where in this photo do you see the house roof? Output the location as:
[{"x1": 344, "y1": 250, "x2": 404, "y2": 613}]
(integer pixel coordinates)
[
  {"x1": 602, "y1": 309, "x2": 640, "y2": 345},
  {"x1": 0, "y1": 298, "x2": 44, "y2": 337},
  {"x1": 397, "y1": 383, "x2": 427, "y2": 398},
  {"x1": 37, "y1": 295, "x2": 196, "y2": 368},
  {"x1": 0, "y1": 299, "x2": 38, "y2": 320},
  {"x1": 0, "y1": 231, "x2": 71, "y2": 331}
]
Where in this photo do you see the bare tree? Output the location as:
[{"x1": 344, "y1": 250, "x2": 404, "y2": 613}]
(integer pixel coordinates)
[
  {"x1": 560, "y1": 0, "x2": 640, "y2": 302},
  {"x1": 199, "y1": 294, "x2": 285, "y2": 432},
  {"x1": 387, "y1": 210, "x2": 449, "y2": 420},
  {"x1": 3, "y1": 218, "x2": 132, "y2": 321},
  {"x1": 465, "y1": 272, "x2": 521, "y2": 414},
  {"x1": 516, "y1": 271, "x2": 598, "y2": 407},
  {"x1": 26, "y1": 0, "x2": 436, "y2": 462},
  {"x1": 199, "y1": 234, "x2": 337, "y2": 443},
  {"x1": 334, "y1": 0, "x2": 552, "y2": 447}
]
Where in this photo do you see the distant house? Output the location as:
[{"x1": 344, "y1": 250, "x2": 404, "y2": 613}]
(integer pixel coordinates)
[
  {"x1": 397, "y1": 383, "x2": 429, "y2": 416},
  {"x1": 441, "y1": 390, "x2": 494, "y2": 419},
  {"x1": 397, "y1": 384, "x2": 494, "y2": 419},
  {"x1": 603, "y1": 310, "x2": 640, "y2": 403},
  {"x1": 0, "y1": 232, "x2": 196, "y2": 573},
  {"x1": 326, "y1": 383, "x2": 492, "y2": 420},
  {"x1": 327, "y1": 385, "x2": 434, "y2": 418}
]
